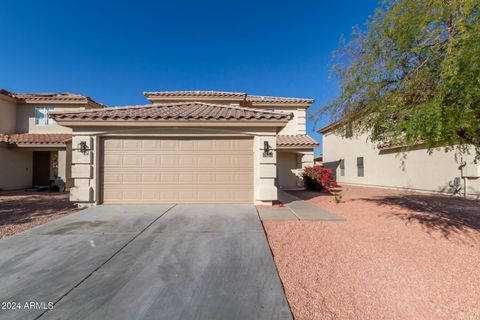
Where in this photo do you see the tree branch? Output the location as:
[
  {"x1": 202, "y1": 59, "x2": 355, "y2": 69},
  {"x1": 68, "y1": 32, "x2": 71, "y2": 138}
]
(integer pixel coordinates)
[{"x1": 457, "y1": 128, "x2": 480, "y2": 147}]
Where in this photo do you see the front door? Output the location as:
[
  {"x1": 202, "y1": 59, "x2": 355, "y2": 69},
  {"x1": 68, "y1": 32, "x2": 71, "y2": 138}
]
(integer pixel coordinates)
[{"x1": 33, "y1": 151, "x2": 51, "y2": 185}]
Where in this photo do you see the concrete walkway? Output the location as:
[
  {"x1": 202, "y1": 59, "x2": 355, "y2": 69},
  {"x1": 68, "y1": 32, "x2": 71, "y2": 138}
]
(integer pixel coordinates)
[
  {"x1": 0, "y1": 204, "x2": 291, "y2": 320},
  {"x1": 258, "y1": 191, "x2": 344, "y2": 221}
]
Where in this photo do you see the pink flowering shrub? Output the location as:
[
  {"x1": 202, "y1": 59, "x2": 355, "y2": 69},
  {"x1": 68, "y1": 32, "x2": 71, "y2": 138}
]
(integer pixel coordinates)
[{"x1": 302, "y1": 165, "x2": 337, "y2": 192}]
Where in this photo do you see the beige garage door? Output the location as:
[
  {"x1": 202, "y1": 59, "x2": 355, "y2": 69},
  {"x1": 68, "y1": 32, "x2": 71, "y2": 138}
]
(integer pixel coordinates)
[{"x1": 101, "y1": 137, "x2": 253, "y2": 204}]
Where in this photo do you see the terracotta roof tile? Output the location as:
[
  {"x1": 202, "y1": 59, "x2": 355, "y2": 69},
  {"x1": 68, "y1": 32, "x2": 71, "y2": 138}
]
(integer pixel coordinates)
[
  {"x1": 50, "y1": 102, "x2": 292, "y2": 121},
  {"x1": 0, "y1": 89, "x2": 105, "y2": 107},
  {"x1": 145, "y1": 91, "x2": 246, "y2": 98},
  {"x1": 14, "y1": 92, "x2": 87, "y2": 100},
  {"x1": 0, "y1": 134, "x2": 71, "y2": 145},
  {"x1": 277, "y1": 135, "x2": 319, "y2": 148},
  {"x1": 246, "y1": 95, "x2": 314, "y2": 105},
  {"x1": 0, "y1": 89, "x2": 16, "y2": 99},
  {"x1": 144, "y1": 91, "x2": 314, "y2": 105}
]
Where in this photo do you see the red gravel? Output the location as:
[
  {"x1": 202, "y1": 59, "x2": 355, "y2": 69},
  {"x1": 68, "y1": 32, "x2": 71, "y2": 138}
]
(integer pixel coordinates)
[
  {"x1": 264, "y1": 185, "x2": 480, "y2": 320},
  {"x1": 0, "y1": 191, "x2": 79, "y2": 239}
]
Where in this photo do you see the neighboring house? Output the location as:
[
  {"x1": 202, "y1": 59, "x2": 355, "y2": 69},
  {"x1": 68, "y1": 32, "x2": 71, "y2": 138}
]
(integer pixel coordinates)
[
  {"x1": 0, "y1": 89, "x2": 104, "y2": 191},
  {"x1": 2, "y1": 90, "x2": 318, "y2": 205},
  {"x1": 314, "y1": 155, "x2": 323, "y2": 165},
  {"x1": 319, "y1": 120, "x2": 480, "y2": 198}
]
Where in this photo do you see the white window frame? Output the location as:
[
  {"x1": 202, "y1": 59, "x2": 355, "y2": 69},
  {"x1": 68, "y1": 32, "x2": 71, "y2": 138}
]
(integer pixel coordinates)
[
  {"x1": 357, "y1": 156, "x2": 364, "y2": 177},
  {"x1": 35, "y1": 107, "x2": 55, "y2": 125}
]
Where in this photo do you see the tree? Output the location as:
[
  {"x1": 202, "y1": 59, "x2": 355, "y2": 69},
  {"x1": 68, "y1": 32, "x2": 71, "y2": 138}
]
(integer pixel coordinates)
[{"x1": 318, "y1": 0, "x2": 480, "y2": 156}]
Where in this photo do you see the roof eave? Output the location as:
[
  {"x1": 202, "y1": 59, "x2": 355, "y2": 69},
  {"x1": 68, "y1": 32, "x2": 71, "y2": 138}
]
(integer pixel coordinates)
[
  {"x1": 0, "y1": 93, "x2": 18, "y2": 103},
  {"x1": 250, "y1": 102, "x2": 313, "y2": 108},
  {"x1": 10, "y1": 143, "x2": 68, "y2": 148},
  {"x1": 317, "y1": 119, "x2": 346, "y2": 134},
  {"x1": 53, "y1": 119, "x2": 290, "y2": 128},
  {"x1": 277, "y1": 145, "x2": 319, "y2": 150},
  {"x1": 18, "y1": 97, "x2": 87, "y2": 104}
]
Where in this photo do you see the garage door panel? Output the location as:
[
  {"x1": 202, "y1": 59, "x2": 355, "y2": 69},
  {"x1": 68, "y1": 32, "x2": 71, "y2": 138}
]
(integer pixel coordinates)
[
  {"x1": 101, "y1": 189, "x2": 252, "y2": 204},
  {"x1": 101, "y1": 137, "x2": 253, "y2": 204},
  {"x1": 122, "y1": 155, "x2": 141, "y2": 167},
  {"x1": 103, "y1": 139, "x2": 123, "y2": 149}
]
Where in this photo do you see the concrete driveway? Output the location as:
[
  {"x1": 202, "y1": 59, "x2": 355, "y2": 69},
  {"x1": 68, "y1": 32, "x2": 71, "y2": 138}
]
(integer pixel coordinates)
[{"x1": 0, "y1": 204, "x2": 291, "y2": 320}]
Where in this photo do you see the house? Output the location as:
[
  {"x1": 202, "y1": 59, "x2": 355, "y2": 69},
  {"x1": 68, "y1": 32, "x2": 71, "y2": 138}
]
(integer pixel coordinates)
[
  {"x1": 0, "y1": 89, "x2": 104, "y2": 191},
  {"x1": 1, "y1": 90, "x2": 318, "y2": 205},
  {"x1": 319, "y1": 119, "x2": 480, "y2": 198}
]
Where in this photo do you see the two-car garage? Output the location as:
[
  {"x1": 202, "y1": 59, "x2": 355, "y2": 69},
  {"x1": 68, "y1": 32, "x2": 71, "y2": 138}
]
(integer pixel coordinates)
[
  {"x1": 50, "y1": 100, "x2": 294, "y2": 206},
  {"x1": 100, "y1": 137, "x2": 254, "y2": 204}
]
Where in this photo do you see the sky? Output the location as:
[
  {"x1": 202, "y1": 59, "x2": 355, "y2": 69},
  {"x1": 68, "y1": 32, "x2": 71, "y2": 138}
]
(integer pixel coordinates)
[{"x1": 0, "y1": 0, "x2": 380, "y2": 155}]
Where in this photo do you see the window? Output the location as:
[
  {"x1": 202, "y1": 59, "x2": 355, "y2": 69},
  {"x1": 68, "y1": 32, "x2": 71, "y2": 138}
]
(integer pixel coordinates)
[
  {"x1": 35, "y1": 107, "x2": 55, "y2": 125},
  {"x1": 339, "y1": 159, "x2": 345, "y2": 176},
  {"x1": 357, "y1": 157, "x2": 364, "y2": 177}
]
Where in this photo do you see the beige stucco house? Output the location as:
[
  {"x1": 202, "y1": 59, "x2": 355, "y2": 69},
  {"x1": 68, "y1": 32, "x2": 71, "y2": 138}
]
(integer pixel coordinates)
[
  {"x1": 319, "y1": 120, "x2": 480, "y2": 198},
  {"x1": 1, "y1": 90, "x2": 318, "y2": 206},
  {"x1": 0, "y1": 89, "x2": 104, "y2": 191}
]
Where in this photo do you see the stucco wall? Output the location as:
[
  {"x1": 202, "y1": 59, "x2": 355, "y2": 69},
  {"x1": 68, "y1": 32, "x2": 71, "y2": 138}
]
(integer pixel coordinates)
[
  {"x1": 16, "y1": 104, "x2": 87, "y2": 133},
  {"x1": 0, "y1": 146, "x2": 32, "y2": 190},
  {"x1": 277, "y1": 152, "x2": 300, "y2": 188},
  {"x1": 323, "y1": 131, "x2": 480, "y2": 197},
  {"x1": 57, "y1": 143, "x2": 73, "y2": 190},
  {"x1": 68, "y1": 126, "x2": 280, "y2": 206},
  {"x1": 266, "y1": 107, "x2": 306, "y2": 135},
  {"x1": 0, "y1": 97, "x2": 17, "y2": 134}
]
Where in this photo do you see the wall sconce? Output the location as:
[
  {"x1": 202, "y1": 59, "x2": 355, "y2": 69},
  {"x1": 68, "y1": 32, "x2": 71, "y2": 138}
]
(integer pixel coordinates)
[
  {"x1": 264, "y1": 141, "x2": 271, "y2": 153},
  {"x1": 78, "y1": 141, "x2": 90, "y2": 154},
  {"x1": 263, "y1": 141, "x2": 272, "y2": 157}
]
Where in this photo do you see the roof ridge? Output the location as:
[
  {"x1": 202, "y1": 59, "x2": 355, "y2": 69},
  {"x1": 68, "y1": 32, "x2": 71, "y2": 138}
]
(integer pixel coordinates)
[
  {"x1": 144, "y1": 90, "x2": 246, "y2": 96},
  {"x1": 247, "y1": 94, "x2": 313, "y2": 100}
]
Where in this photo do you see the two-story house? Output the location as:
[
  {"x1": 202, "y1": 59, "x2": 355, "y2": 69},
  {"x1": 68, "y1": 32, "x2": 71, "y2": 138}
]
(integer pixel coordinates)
[
  {"x1": 319, "y1": 119, "x2": 480, "y2": 198},
  {"x1": 41, "y1": 90, "x2": 318, "y2": 206},
  {"x1": 0, "y1": 89, "x2": 104, "y2": 191}
]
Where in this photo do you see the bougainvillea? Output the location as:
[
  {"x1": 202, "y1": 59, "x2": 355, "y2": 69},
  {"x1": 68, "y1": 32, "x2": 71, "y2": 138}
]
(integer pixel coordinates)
[{"x1": 302, "y1": 165, "x2": 337, "y2": 192}]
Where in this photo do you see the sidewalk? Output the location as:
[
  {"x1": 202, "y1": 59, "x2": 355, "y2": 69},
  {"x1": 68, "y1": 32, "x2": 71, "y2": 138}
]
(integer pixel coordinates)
[{"x1": 257, "y1": 190, "x2": 344, "y2": 221}]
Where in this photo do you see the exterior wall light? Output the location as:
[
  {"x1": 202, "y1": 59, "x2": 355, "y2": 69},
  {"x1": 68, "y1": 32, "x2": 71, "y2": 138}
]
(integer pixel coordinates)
[
  {"x1": 264, "y1": 141, "x2": 271, "y2": 153},
  {"x1": 263, "y1": 141, "x2": 273, "y2": 157}
]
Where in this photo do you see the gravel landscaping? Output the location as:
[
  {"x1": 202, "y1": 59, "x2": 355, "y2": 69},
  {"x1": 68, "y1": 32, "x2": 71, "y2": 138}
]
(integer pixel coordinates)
[
  {"x1": 264, "y1": 185, "x2": 480, "y2": 320},
  {"x1": 0, "y1": 191, "x2": 79, "y2": 239}
]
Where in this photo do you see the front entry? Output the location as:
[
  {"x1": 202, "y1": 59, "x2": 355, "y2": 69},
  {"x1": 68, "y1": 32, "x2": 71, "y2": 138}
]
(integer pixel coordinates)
[{"x1": 33, "y1": 151, "x2": 51, "y2": 185}]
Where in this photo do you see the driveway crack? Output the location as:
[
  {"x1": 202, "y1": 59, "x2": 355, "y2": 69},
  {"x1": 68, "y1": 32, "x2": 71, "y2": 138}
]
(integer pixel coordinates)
[{"x1": 34, "y1": 204, "x2": 177, "y2": 319}]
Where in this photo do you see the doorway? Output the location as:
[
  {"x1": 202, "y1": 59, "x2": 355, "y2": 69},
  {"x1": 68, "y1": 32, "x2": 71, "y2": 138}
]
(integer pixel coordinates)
[{"x1": 33, "y1": 151, "x2": 51, "y2": 186}]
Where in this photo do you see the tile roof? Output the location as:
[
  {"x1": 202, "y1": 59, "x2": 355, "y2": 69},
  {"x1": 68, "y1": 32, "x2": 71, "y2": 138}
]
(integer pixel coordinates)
[
  {"x1": 0, "y1": 134, "x2": 72, "y2": 145},
  {"x1": 15, "y1": 92, "x2": 104, "y2": 107},
  {"x1": 0, "y1": 89, "x2": 16, "y2": 99},
  {"x1": 144, "y1": 91, "x2": 314, "y2": 105},
  {"x1": 144, "y1": 91, "x2": 246, "y2": 98},
  {"x1": 277, "y1": 135, "x2": 319, "y2": 148},
  {"x1": 14, "y1": 92, "x2": 86, "y2": 100},
  {"x1": 0, "y1": 88, "x2": 105, "y2": 107},
  {"x1": 246, "y1": 95, "x2": 314, "y2": 105},
  {"x1": 50, "y1": 102, "x2": 292, "y2": 121}
]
